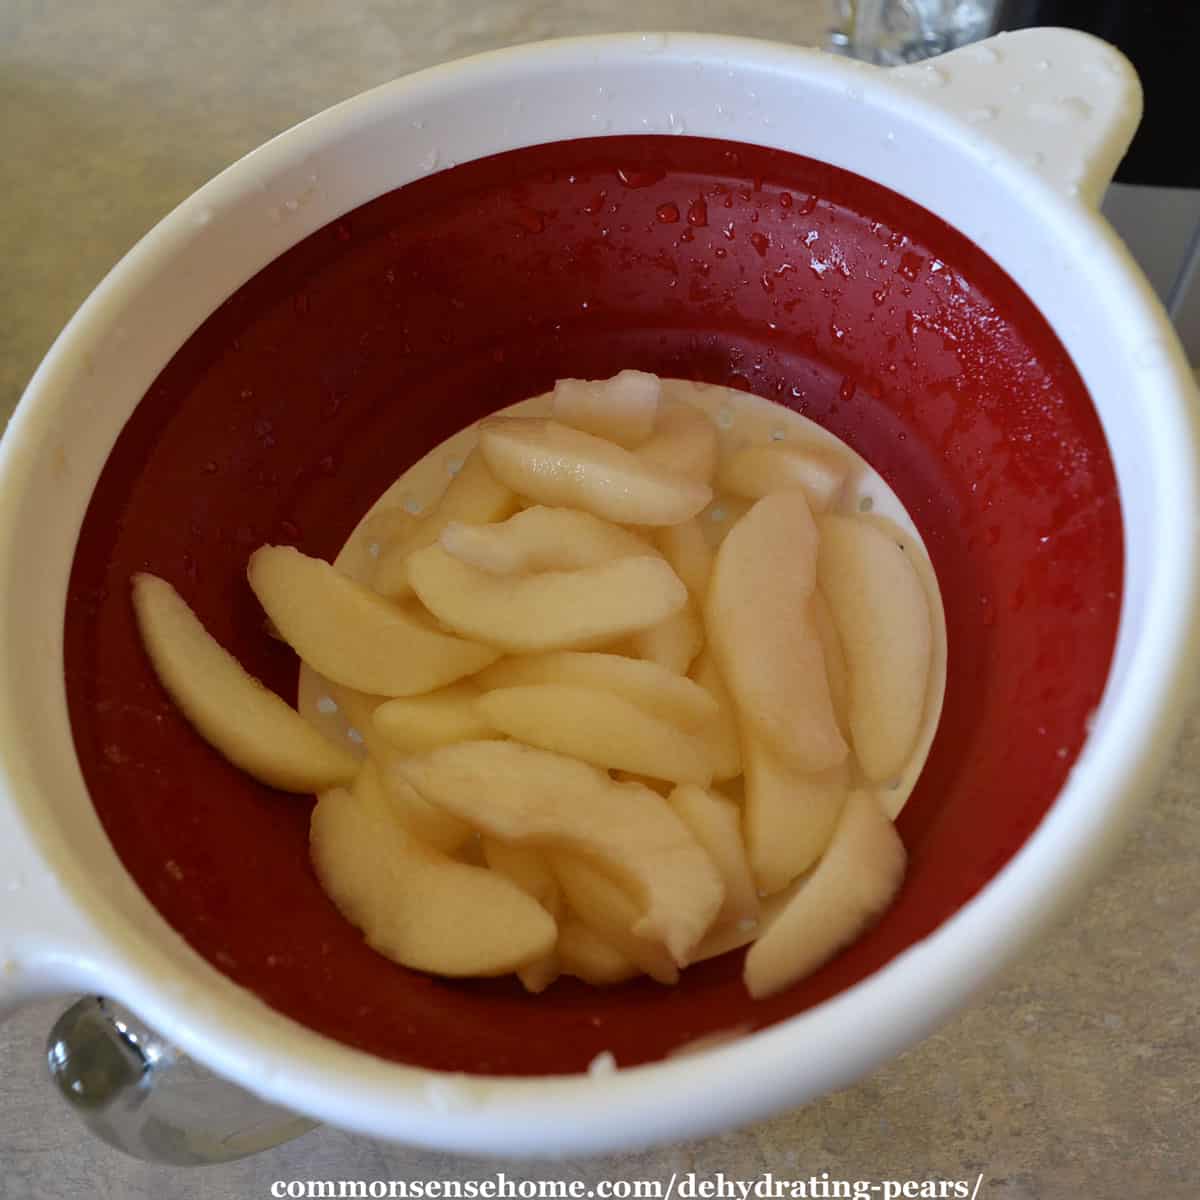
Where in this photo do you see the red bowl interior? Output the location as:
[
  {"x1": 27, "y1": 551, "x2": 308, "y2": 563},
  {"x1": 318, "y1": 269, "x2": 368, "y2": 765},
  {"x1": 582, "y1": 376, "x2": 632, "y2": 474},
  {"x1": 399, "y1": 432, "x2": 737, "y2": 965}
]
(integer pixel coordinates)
[{"x1": 64, "y1": 135, "x2": 1121, "y2": 1074}]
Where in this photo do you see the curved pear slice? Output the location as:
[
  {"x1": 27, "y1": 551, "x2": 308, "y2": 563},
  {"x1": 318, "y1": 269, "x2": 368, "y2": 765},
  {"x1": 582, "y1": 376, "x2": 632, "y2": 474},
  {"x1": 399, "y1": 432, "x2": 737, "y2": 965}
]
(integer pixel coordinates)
[
  {"x1": 393, "y1": 741, "x2": 723, "y2": 964},
  {"x1": 817, "y1": 515, "x2": 933, "y2": 783},
  {"x1": 551, "y1": 370, "x2": 660, "y2": 448},
  {"x1": 310, "y1": 787, "x2": 555, "y2": 978},
  {"x1": 669, "y1": 785, "x2": 759, "y2": 929},
  {"x1": 478, "y1": 417, "x2": 711, "y2": 526},
  {"x1": 372, "y1": 450, "x2": 517, "y2": 598},
  {"x1": 688, "y1": 651, "x2": 743, "y2": 783},
  {"x1": 372, "y1": 682, "x2": 496, "y2": 754},
  {"x1": 475, "y1": 651, "x2": 718, "y2": 729},
  {"x1": 132, "y1": 572, "x2": 357, "y2": 793},
  {"x1": 634, "y1": 401, "x2": 719, "y2": 484},
  {"x1": 552, "y1": 856, "x2": 678, "y2": 983},
  {"x1": 248, "y1": 546, "x2": 499, "y2": 696},
  {"x1": 355, "y1": 757, "x2": 472, "y2": 855},
  {"x1": 717, "y1": 445, "x2": 849, "y2": 512},
  {"x1": 477, "y1": 684, "x2": 714, "y2": 786},
  {"x1": 631, "y1": 604, "x2": 705, "y2": 676},
  {"x1": 743, "y1": 739, "x2": 848, "y2": 896},
  {"x1": 482, "y1": 839, "x2": 563, "y2": 993},
  {"x1": 706, "y1": 491, "x2": 848, "y2": 773},
  {"x1": 558, "y1": 918, "x2": 640, "y2": 986},
  {"x1": 655, "y1": 518, "x2": 714, "y2": 603},
  {"x1": 743, "y1": 790, "x2": 906, "y2": 998},
  {"x1": 407, "y1": 545, "x2": 687, "y2": 653},
  {"x1": 440, "y1": 506, "x2": 656, "y2": 575}
]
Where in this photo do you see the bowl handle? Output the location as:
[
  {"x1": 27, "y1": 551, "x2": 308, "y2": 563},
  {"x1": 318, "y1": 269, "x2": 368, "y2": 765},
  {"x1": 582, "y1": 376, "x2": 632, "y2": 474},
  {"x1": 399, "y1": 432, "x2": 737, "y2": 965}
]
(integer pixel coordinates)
[
  {"x1": 45, "y1": 997, "x2": 318, "y2": 1164},
  {"x1": 887, "y1": 27, "x2": 1143, "y2": 209}
]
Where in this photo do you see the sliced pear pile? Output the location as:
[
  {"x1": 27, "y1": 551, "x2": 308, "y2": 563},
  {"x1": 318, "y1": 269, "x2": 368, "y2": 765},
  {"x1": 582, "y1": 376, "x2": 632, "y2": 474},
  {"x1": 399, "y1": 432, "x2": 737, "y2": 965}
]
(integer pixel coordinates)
[{"x1": 130, "y1": 372, "x2": 939, "y2": 1000}]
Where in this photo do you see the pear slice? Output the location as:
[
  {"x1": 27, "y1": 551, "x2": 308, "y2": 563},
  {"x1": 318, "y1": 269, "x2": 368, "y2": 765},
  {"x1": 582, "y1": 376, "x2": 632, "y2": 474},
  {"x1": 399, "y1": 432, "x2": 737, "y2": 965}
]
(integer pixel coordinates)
[
  {"x1": 475, "y1": 651, "x2": 718, "y2": 729},
  {"x1": 372, "y1": 682, "x2": 496, "y2": 754},
  {"x1": 706, "y1": 491, "x2": 848, "y2": 773},
  {"x1": 393, "y1": 740, "x2": 723, "y2": 964},
  {"x1": 550, "y1": 370, "x2": 660, "y2": 448},
  {"x1": 310, "y1": 786, "x2": 555, "y2": 977},
  {"x1": 717, "y1": 445, "x2": 850, "y2": 512},
  {"x1": 407, "y1": 545, "x2": 687, "y2": 653},
  {"x1": 248, "y1": 546, "x2": 499, "y2": 696},
  {"x1": 668, "y1": 785, "x2": 759, "y2": 929},
  {"x1": 354, "y1": 758, "x2": 472, "y2": 855},
  {"x1": 655, "y1": 517, "x2": 714, "y2": 603},
  {"x1": 743, "y1": 790, "x2": 906, "y2": 998},
  {"x1": 476, "y1": 684, "x2": 714, "y2": 786},
  {"x1": 482, "y1": 839, "x2": 563, "y2": 993},
  {"x1": 689, "y1": 881, "x2": 794, "y2": 962},
  {"x1": 742, "y1": 740, "x2": 849, "y2": 896},
  {"x1": 634, "y1": 400, "x2": 719, "y2": 484},
  {"x1": 372, "y1": 450, "x2": 518, "y2": 598},
  {"x1": 131, "y1": 572, "x2": 357, "y2": 793},
  {"x1": 439, "y1": 506, "x2": 656, "y2": 575},
  {"x1": 817, "y1": 515, "x2": 933, "y2": 783},
  {"x1": 631, "y1": 604, "x2": 705, "y2": 675},
  {"x1": 688, "y1": 651, "x2": 743, "y2": 783},
  {"x1": 552, "y1": 856, "x2": 678, "y2": 983},
  {"x1": 557, "y1": 918, "x2": 640, "y2": 985},
  {"x1": 478, "y1": 417, "x2": 711, "y2": 526}
]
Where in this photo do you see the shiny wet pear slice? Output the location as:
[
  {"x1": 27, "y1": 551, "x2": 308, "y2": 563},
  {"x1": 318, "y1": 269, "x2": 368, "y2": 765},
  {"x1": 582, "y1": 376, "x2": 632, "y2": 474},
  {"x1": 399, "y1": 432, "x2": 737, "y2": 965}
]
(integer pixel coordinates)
[
  {"x1": 132, "y1": 572, "x2": 357, "y2": 793},
  {"x1": 478, "y1": 417, "x2": 711, "y2": 526},
  {"x1": 393, "y1": 740, "x2": 722, "y2": 965},
  {"x1": 550, "y1": 369, "x2": 660, "y2": 448},
  {"x1": 248, "y1": 545, "x2": 499, "y2": 696}
]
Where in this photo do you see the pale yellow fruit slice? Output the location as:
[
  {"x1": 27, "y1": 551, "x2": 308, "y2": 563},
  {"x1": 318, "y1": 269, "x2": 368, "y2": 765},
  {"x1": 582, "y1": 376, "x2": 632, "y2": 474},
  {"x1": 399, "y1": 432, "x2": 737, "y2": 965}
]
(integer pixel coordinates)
[
  {"x1": 354, "y1": 758, "x2": 472, "y2": 855},
  {"x1": 478, "y1": 417, "x2": 711, "y2": 526},
  {"x1": 476, "y1": 684, "x2": 714, "y2": 786},
  {"x1": 743, "y1": 790, "x2": 906, "y2": 998},
  {"x1": 634, "y1": 400, "x2": 719, "y2": 484},
  {"x1": 407, "y1": 546, "x2": 687, "y2": 653},
  {"x1": 439, "y1": 506, "x2": 655, "y2": 575},
  {"x1": 372, "y1": 450, "x2": 517, "y2": 598},
  {"x1": 131, "y1": 572, "x2": 357, "y2": 793},
  {"x1": 557, "y1": 918, "x2": 640, "y2": 986},
  {"x1": 482, "y1": 839, "x2": 563, "y2": 993},
  {"x1": 811, "y1": 590, "x2": 850, "y2": 740},
  {"x1": 688, "y1": 651, "x2": 743, "y2": 783},
  {"x1": 475, "y1": 651, "x2": 718, "y2": 729},
  {"x1": 393, "y1": 740, "x2": 723, "y2": 964},
  {"x1": 717, "y1": 444, "x2": 849, "y2": 512},
  {"x1": 669, "y1": 785, "x2": 759, "y2": 929},
  {"x1": 631, "y1": 604, "x2": 705, "y2": 675},
  {"x1": 550, "y1": 370, "x2": 660, "y2": 448},
  {"x1": 248, "y1": 546, "x2": 499, "y2": 696},
  {"x1": 706, "y1": 491, "x2": 847, "y2": 772},
  {"x1": 372, "y1": 682, "x2": 496, "y2": 754},
  {"x1": 689, "y1": 883, "x2": 793, "y2": 962},
  {"x1": 742, "y1": 741, "x2": 849, "y2": 896},
  {"x1": 817, "y1": 515, "x2": 932, "y2": 783},
  {"x1": 552, "y1": 856, "x2": 678, "y2": 983},
  {"x1": 310, "y1": 786, "x2": 555, "y2": 978},
  {"x1": 655, "y1": 518, "x2": 714, "y2": 603}
]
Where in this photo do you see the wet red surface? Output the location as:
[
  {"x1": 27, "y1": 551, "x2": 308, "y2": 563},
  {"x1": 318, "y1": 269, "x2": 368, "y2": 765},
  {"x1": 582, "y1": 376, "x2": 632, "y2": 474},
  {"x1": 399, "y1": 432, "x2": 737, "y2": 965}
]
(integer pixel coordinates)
[{"x1": 64, "y1": 136, "x2": 1121, "y2": 1074}]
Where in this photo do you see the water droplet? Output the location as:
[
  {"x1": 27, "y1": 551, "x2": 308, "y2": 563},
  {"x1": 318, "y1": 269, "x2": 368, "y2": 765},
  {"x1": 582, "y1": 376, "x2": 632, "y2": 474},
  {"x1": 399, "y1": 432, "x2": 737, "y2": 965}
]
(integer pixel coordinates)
[
  {"x1": 667, "y1": 112, "x2": 687, "y2": 135},
  {"x1": 749, "y1": 231, "x2": 769, "y2": 257},
  {"x1": 655, "y1": 202, "x2": 680, "y2": 224},
  {"x1": 809, "y1": 258, "x2": 829, "y2": 278},
  {"x1": 716, "y1": 405, "x2": 734, "y2": 430},
  {"x1": 966, "y1": 105, "x2": 998, "y2": 124},
  {"x1": 447, "y1": 457, "x2": 464, "y2": 477},
  {"x1": 770, "y1": 426, "x2": 786, "y2": 442},
  {"x1": 403, "y1": 497, "x2": 424, "y2": 515},
  {"x1": 347, "y1": 728, "x2": 365, "y2": 745},
  {"x1": 617, "y1": 166, "x2": 665, "y2": 189},
  {"x1": 709, "y1": 504, "x2": 727, "y2": 522},
  {"x1": 192, "y1": 207, "x2": 213, "y2": 227},
  {"x1": 846, "y1": 86, "x2": 864, "y2": 103},
  {"x1": 858, "y1": 495, "x2": 874, "y2": 513},
  {"x1": 639, "y1": 32, "x2": 669, "y2": 53},
  {"x1": 284, "y1": 198, "x2": 299, "y2": 213},
  {"x1": 686, "y1": 197, "x2": 708, "y2": 227},
  {"x1": 883, "y1": 131, "x2": 897, "y2": 150},
  {"x1": 1035, "y1": 58, "x2": 1051, "y2": 71},
  {"x1": 418, "y1": 148, "x2": 440, "y2": 173}
]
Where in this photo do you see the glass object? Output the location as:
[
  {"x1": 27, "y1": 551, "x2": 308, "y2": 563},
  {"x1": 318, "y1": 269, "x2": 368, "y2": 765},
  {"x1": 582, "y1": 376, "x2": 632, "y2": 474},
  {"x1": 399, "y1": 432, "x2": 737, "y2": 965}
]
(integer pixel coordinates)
[{"x1": 826, "y1": 0, "x2": 1000, "y2": 65}]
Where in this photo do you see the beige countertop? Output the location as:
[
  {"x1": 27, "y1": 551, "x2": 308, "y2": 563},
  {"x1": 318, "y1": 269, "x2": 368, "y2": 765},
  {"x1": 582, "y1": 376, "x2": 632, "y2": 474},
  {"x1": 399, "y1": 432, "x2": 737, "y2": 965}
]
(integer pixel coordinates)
[{"x1": 2, "y1": 3, "x2": 1197, "y2": 1197}]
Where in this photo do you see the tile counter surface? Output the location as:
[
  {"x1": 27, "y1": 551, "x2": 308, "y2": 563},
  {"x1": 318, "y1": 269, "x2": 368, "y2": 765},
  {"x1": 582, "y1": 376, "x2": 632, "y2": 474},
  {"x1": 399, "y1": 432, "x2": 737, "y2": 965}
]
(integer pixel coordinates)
[{"x1": 2, "y1": 3, "x2": 1197, "y2": 1197}]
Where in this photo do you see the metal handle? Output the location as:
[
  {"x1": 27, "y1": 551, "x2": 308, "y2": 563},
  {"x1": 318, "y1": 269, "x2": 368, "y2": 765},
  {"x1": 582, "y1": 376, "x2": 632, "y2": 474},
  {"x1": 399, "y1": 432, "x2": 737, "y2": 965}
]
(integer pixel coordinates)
[{"x1": 46, "y1": 996, "x2": 317, "y2": 1165}]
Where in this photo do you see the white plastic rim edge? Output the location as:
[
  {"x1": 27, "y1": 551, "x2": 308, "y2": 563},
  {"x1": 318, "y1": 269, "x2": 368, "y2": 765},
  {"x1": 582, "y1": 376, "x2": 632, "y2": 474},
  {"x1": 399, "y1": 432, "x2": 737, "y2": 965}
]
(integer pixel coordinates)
[{"x1": 0, "y1": 30, "x2": 1198, "y2": 1154}]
